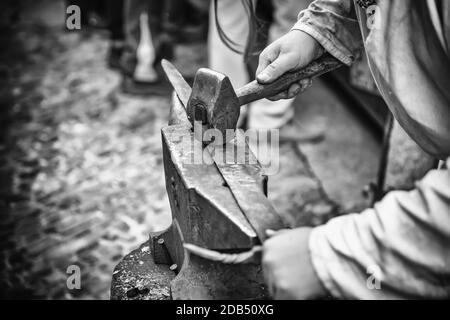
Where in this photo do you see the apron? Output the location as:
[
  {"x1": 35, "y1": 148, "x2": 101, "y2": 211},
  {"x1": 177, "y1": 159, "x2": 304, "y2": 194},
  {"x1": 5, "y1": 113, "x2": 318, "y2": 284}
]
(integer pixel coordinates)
[{"x1": 353, "y1": 0, "x2": 450, "y2": 160}]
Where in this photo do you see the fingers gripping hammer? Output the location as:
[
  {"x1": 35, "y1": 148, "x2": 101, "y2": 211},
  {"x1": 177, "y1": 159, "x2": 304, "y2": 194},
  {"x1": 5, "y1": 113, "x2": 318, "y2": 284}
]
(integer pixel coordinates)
[{"x1": 163, "y1": 54, "x2": 343, "y2": 144}]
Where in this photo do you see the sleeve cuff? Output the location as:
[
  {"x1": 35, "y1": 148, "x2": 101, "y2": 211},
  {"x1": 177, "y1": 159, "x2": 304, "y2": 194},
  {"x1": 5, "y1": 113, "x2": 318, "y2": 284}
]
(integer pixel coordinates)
[
  {"x1": 291, "y1": 23, "x2": 354, "y2": 66},
  {"x1": 308, "y1": 226, "x2": 344, "y2": 299}
]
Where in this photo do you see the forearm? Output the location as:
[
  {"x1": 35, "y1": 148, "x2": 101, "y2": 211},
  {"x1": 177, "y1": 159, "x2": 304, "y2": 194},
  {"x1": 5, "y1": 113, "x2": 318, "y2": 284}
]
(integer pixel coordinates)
[
  {"x1": 291, "y1": 0, "x2": 364, "y2": 65},
  {"x1": 310, "y1": 159, "x2": 450, "y2": 299}
]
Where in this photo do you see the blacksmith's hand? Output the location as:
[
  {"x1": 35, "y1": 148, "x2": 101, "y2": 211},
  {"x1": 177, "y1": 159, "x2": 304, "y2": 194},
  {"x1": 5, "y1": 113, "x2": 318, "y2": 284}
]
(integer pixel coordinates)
[
  {"x1": 256, "y1": 30, "x2": 324, "y2": 101},
  {"x1": 262, "y1": 227, "x2": 328, "y2": 299}
]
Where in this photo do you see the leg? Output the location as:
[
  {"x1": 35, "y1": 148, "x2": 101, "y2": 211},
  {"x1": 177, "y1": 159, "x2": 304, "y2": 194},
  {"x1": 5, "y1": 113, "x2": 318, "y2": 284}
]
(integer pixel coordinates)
[
  {"x1": 148, "y1": 0, "x2": 174, "y2": 66},
  {"x1": 208, "y1": 0, "x2": 250, "y2": 88},
  {"x1": 106, "y1": 0, "x2": 125, "y2": 69},
  {"x1": 248, "y1": 0, "x2": 313, "y2": 130},
  {"x1": 121, "y1": 0, "x2": 163, "y2": 93},
  {"x1": 121, "y1": 0, "x2": 147, "y2": 77},
  {"x1": 164, "y1": 0, "x2": 187, "y2": 40},
  {"x1": 208, "y1": 0, "x2": 252, "y2": 125},
  {"x1": 107, "y1": 0, "x2": 125, "y2": 42}
]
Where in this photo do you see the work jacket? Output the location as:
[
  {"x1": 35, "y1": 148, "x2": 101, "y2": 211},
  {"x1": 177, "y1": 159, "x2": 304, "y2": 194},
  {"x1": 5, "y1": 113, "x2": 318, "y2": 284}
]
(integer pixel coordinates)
[{"x1": 292, "y1": 0, "x2": 450, "y2": 299}]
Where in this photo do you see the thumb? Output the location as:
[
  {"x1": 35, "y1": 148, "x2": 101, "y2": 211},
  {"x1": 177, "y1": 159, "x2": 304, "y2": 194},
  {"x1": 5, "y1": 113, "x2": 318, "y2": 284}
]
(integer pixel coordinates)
[{"x1": 256, "y1": 54, "x2": 296, "y2": 84}]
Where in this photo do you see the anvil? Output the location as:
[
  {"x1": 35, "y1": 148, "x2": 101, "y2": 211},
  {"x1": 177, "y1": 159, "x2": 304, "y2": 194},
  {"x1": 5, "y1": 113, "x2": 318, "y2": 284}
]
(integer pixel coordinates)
[
  {"x1": 149, "y1": 92, "x2": 273, "y2": 299},
  {"x1": 148, "y1": 55, "x2": 342, "y2": 299}
]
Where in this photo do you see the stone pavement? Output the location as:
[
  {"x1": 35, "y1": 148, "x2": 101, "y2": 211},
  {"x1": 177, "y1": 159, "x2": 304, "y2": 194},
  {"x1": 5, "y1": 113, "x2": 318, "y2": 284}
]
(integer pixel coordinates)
[
  {"x1": 0, "y1": 0, "x2": 379, "y2": 300},
  {"x1": 0, "y1": 1, "x2": 176, "y2": 299}
]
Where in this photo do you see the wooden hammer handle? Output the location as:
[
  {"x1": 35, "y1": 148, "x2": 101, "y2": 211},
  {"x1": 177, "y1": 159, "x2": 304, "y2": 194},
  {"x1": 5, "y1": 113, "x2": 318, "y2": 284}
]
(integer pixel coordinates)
[{"x1": 236, "y1": 54, "x2": 343, "y2": 106}]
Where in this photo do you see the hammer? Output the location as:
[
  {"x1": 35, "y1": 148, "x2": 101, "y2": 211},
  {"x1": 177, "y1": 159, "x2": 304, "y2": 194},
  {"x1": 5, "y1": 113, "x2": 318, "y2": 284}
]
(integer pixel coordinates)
[{"x1": 163, "y1": 54, "x2": 343, "y2": 144}]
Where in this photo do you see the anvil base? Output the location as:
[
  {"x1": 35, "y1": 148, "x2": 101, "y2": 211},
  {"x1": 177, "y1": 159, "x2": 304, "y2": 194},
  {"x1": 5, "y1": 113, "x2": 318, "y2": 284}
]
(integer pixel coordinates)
[
  {"x1": 110, "y1": 240, "x2": 173, "y2": 300},
  {"x1": 110, "y1": 236, "x2": 268, "y2": 300}
]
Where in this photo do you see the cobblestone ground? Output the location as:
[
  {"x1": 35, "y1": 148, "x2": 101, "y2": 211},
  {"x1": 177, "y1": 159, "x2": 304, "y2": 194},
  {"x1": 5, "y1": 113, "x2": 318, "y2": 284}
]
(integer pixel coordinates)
[
  {"x1": 0, "y1": 1, "x2": 201, "y2": 299},
  {"x1": 0, "y1": 1, "x2": 339, "y2": 300}
]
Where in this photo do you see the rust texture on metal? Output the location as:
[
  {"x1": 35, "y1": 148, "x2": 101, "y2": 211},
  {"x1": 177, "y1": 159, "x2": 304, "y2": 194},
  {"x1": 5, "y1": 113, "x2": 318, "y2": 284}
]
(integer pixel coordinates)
[
  {"x1": 110, "y1": 241, "x2": 174, "y2": 300},
  {"x1": 188, "y1": 68, "x2": 241, "y2": 143}
]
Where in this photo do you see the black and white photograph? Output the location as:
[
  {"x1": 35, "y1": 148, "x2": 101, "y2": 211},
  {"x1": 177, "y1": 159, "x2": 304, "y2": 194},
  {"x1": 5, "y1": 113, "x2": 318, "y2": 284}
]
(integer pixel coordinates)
[{"x1": 0, "y1": 0, "x2": 449, "y2": 306}]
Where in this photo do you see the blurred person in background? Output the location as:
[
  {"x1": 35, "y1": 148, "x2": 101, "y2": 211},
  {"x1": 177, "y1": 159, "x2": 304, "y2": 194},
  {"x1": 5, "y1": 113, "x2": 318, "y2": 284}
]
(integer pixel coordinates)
[
  {"x1": 209, "y1": 0, "x2": 317, "y2": 140},
  {"x1": 120, "y1": 0, "x2": 207, "y2": 95},
  {"x1": 119, "y1": 0, "x2": 175, "y2": 95}
]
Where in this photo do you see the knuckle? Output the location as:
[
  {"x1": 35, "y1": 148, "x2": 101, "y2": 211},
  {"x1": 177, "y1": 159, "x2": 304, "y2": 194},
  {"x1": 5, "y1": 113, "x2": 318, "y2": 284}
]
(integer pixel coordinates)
[
  {"x1": 275, "y1": 282, "x2": 292, "y2": 299},
  {"x1": 262, "y1": 255, "x2": 274, "y2": 270},
  {"x1": 262, "y1": 247, "x2": 275, "y2": 265},
  {"x1": 277, "y1": 277, "x2": 290, "y2": 291},
  {"x1": 272, "y1": 269, "x2": 290, "y2": 289},
  {"x1": 263, "y1": 239, "x2": 273, "y2": 252},
  {"x1": 258, "y1": 51, "x2": 268, "y2": 63},
  {"x1": 284, "y1": 52, "x2": 300, "y2": 67},
  {"x1": 267, "y1": 62, "x2": 279, "y2": 71},
  {"x1": 260, "y1": 44, "x2": 277, "y2": 61}
]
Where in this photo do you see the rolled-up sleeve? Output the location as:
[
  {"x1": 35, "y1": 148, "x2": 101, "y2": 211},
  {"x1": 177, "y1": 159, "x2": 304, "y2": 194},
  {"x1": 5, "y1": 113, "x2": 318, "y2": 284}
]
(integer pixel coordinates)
[
  {"x1": 291, "y1": 0, "x2": 363, "y2": 65},
  {"x1": 309, "y1": 159, "x2": 450, "y2": 299}
]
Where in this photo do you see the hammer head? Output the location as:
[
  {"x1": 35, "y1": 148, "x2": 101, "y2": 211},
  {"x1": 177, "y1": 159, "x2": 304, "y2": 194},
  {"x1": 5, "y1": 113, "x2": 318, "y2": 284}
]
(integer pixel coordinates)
[{"x1": 187, "y1": 68, "x2": 240, "y2": 145}]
